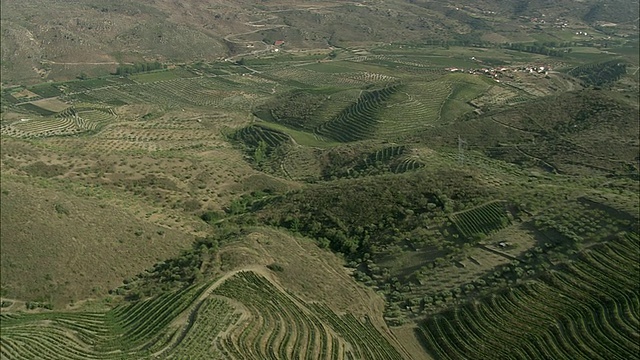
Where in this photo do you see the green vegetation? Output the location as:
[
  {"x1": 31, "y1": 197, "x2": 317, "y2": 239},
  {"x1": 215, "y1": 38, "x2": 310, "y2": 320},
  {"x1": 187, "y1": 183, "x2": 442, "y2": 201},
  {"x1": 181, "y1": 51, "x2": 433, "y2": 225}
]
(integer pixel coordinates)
[
  {"x1": 0, "y1": 1, "x2": 638, "y2": 358},
  {"x1": 503, "y1": 42, "x2": 568, "y2": 57},
  {"x1": 568, "y1": 60, "x2": 628, "y2": 87},
  {"x1": 416, "y1": 234, "x2": 640, "y2": 360},
  {"x1": 114, "y1": 62, "x2": 165, "y2": 76},
  {"x1": 314, "y1": 84, "x2": 401, "y2": 142},
  {"x1": 0, "y1": 284, "x2": 206, "y2": 359},
  {"x1": 212, "y1": 271, "x2": 403, "y2": 360},
  {"x1": 451, "y1": 201, "x2": 511, "y2": 240},
  {"x1": 0, "y1": 270, "x2": 403, "y2": 359}
]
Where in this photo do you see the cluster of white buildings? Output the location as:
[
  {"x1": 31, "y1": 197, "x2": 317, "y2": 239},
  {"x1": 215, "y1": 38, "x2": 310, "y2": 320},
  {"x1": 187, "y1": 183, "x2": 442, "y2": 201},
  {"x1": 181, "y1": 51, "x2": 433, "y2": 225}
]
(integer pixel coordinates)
[{"x1": 446, "y1": 64, "x2": 551, "y2": 82}]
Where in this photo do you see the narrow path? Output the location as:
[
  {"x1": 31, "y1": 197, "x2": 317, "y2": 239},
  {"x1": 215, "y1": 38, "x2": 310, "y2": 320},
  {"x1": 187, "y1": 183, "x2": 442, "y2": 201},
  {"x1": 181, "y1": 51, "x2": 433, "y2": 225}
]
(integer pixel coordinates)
[
  {"x1": 489, "y1": 117, "x2": 542, "y2": 135},
  {"x1": 436, "y1": 84, "x2": 455, "y2": 122},
  {"x1": 449, "y1": 200, "x2": 506, "y2": 216},
  {"x1": 513, "y1": 144, "x2": 559, "y2": 173},
  {"x1": 477, "y1": 245, "x2": 519, "y2": 261},
  {"x1": 150, "y1": 266, "x2": 265, "y2": 358},
  {"x1": 40, "y1": 60, "x2": 130, "y2": 66}
]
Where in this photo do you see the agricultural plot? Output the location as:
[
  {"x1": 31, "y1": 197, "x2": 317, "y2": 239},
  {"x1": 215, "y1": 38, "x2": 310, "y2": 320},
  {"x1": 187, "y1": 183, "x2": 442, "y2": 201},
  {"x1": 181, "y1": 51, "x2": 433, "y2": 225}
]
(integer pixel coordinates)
[
  {"x1": 0, "y1": 284, "x2": 207, "y2": 359},
  {"x1": 29, "y1": 98, "x2": 71, "y2": 113},
  {"x1": 532, "y1": 199, "x2": 636, "y2": 250},
  {"x1": 163, "y1": 297, "x2": 240, "y2": 359},
  {"x1": 469, "y1": 85, "x2": 526, "y2": 109},
  {"x1": 416, "y1": 234, "x2": 640, "y2": 360},
  {"x1": 134, "y1": 115, "x2": 226, "y2": 130},
  {"x1": 567, "y1": 60, "x2": 628, "y2": 87},
  {"x1": 438, "y1": 75, "x2": 493, "y2": 123},
  {"x1": 376, "y1": 80, "x2": 454, "y2": 138},
  {"x1": 67, "y1": 139, "x2": 161, "y2": 153},
  {"x1": 314, "y1": 84, "x2": 401, "y2": 142},
  {"x1": 27, "y1": 83, "x2": 64, "y2": 98},
  {"x1": 100, "y1": 128, "x2": 220, "y2": 143},
  {"x1": 66, "y1": 76, "x2": 256, "y2": 109},
  {"x1": 348, "y1": 55, "x2": 449, "y2": 78},
  {"x1": 302, "y1": 63, "x2": 355, "y2": 74},
  {"x1": 59, "y1": 79, "x2": 112, "y2": 94},
  {"x1": 393, "y1": 157, "x2": 425, "y2": 174},
  {"x1": 388, "y1": 245, "x2": 516, "y2": 318},
  {"x1": 212, "y1": 271, "x2": 403, "y2": 360},
  {"x1": 337, "y1": 146, "x2": 425, "y2": 178},
  {"x1": 280, "y1": 146, "x2": 325, "y2": 180},
  {"x1": 451, "y1": 201, "x2": 512, "y2": 240},
  {"x1": 579, "y1": 194, "x2": 639, "y2": 222},
  {"x1": 301, "y1": 89, "x2": 363, "y2": 131},
  {"x1": 341, "y1": 72, "x2": 398, "y2": 84},
  {"x1": 129, "y1": 70, "x2": 188, "y2": 83},
  {"x1": 362, "y1": 145, "x2": 406, "y2": 166},
  {"x1": 253, "y1": 121, "x2": 338, "y2": 149},
  {"x1": 354, "y1": 52, "x2": 477, "y2": 71},
  {"x1": 0, "y1": 269, "x2": 401, "y2": 360},
  {"x1": 235, "y1": 125, "x2": 292, "y2": 149},
  {"x1": 227, "y1": 74, "x2": 281, "y2": 94},
  {"x1": 268, "y1": 67, "x2": 396, "y2": 88},
  {"x1": 1, "y1": 106, "x2": 117, "y2": 138},
  {"x1": 16, "y1": 103, "x2": 57, "y2": 116},
  {"x1": 259, "y1": 68, "x2": 330, "y2": 87},
  {"x1": 1, "y1": 92, "x2": 22, "y2": 106}
]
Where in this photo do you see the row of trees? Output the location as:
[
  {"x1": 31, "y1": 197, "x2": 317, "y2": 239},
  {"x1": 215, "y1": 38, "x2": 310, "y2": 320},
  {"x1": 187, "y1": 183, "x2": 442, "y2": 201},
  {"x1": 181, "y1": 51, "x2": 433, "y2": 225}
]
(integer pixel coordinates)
[
  {"x1": 502, "y1": 42, "x2": 566, "y2": 57},
  {"x1": 114, "y1": 61, "x2": 165, "y2": 76},
  {"x1": 568, "y1": 60, "x2": 627, "y2": 86}
]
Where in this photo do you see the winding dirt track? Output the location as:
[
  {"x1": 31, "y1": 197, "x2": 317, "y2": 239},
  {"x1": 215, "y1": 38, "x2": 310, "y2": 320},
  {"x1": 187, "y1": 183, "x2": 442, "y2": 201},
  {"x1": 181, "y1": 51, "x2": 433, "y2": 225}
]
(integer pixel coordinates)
[
  {"x1": 150, "y1": 266, "x2": 267, "y2": 357},
  {"x1": 40, "y1": 61, "x2": 127, "y2": 65},
  {"x1": 151, "y1": 264, "x2": 412, "y2": 359}
]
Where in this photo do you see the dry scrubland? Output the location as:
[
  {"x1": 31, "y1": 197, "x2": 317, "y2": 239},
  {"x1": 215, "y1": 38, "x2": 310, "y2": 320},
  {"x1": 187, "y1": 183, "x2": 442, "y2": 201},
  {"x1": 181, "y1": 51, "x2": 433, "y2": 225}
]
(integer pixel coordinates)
[
  {"x1": 0, "y1": 180, "x2": 194, "y2": 307},
  {"x1": 1, "y1": 0, "x2": 639, "y2": 359}
]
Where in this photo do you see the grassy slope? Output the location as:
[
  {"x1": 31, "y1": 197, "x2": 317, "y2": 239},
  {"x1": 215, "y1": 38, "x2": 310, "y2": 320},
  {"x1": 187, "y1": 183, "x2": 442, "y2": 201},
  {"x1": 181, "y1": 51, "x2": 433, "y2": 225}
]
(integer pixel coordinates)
[{"x1": 0, "y1": 179, "x2": 194, "y2": 306}]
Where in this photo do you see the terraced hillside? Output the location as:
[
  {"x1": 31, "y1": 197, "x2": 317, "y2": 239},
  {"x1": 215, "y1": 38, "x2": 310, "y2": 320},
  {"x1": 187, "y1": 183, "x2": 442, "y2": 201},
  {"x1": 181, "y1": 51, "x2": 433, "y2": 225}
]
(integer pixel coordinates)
[
  {"x1": 212, "y1": 271, "x2": 404, "y2": 360},
  {"x1": 0, "y1": 271, "x2": 405, "y2": 360},
  {"x1": 451, "y1": 201, "x2": 512, "y2": 240},
  {"x1": 314, "y1": 84, "x2": 402, "y2": 142},
  {"x1": 416, "y1": 233, "x2": 640, "y2": 360},
  {"x1": 1, "y1": 105, "x2": 118, "y2": 138},
  {"x1": 0, "y1": 284, "x2": 207, "y2": 359}
]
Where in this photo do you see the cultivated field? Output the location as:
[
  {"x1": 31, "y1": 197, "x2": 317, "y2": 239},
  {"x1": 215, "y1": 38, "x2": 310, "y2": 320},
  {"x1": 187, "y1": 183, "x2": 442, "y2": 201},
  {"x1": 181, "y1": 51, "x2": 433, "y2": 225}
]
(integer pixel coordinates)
[{"x1": 0, "y1": 269, "x2": 406, "y2": 360}]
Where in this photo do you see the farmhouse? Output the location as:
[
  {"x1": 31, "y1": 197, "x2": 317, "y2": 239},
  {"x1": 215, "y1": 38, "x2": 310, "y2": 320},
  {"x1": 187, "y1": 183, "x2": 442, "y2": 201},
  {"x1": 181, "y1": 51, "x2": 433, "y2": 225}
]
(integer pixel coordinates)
[{"x1": 274, "y1": 40, "x2": 285, "y2": 46}]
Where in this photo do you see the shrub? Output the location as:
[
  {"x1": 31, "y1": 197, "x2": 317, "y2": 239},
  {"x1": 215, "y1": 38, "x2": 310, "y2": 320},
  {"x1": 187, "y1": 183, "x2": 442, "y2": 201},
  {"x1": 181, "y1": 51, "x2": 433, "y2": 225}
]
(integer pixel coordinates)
[{"x1": 267, "y1": 263, "x2": 285, "y2": 272}]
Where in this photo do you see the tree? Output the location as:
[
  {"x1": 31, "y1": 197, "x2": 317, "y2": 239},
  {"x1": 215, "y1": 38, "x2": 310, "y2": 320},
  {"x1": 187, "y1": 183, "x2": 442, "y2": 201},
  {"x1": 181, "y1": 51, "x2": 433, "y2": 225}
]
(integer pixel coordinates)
[{"x1": 254, "y1": 140, "x2": 268, "y2": 165}]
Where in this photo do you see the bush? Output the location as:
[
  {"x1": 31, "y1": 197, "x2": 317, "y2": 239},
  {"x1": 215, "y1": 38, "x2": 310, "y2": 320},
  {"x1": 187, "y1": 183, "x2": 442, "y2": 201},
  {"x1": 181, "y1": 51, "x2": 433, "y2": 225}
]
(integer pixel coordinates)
[{"x1": 267, "y1": 263, "x2": 285, "y2": 272}]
